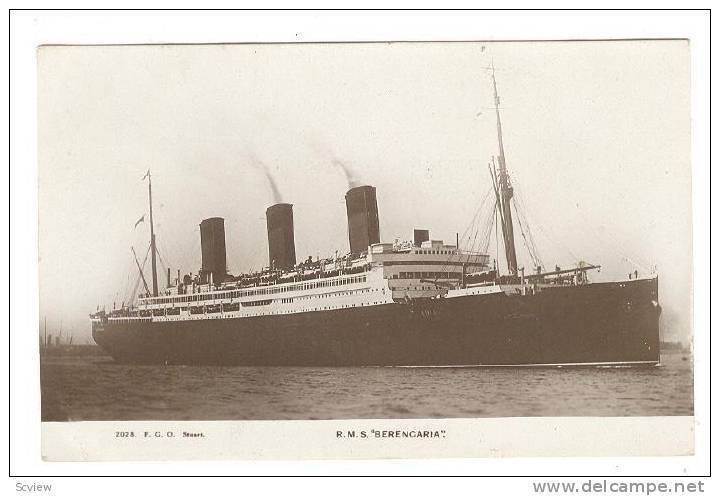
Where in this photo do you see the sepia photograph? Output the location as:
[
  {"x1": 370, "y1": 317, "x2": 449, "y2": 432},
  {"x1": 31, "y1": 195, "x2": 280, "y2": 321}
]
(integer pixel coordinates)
[{"x1": 34, "y1": 37, "x2": 695, "y2": 460}]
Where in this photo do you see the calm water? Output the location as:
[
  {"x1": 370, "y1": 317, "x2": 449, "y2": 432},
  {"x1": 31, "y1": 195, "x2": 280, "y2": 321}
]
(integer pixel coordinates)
[{"x1": 40, "y1": 350, "x2": 693, "y2": 421}]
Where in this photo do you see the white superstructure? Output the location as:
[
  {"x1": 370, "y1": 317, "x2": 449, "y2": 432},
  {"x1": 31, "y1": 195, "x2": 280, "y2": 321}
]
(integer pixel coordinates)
[{"x1": 107, "y1": 241, "x2": 491, "y2": 323}]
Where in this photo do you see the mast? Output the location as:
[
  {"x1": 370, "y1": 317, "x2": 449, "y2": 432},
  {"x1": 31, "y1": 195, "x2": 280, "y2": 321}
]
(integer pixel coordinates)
[
  {"x1": 490, "y1": 64, "x2": 518, "y2": 276},
  {"x1": 147, "y1": 170, "x2": 159, "y2": 296}
]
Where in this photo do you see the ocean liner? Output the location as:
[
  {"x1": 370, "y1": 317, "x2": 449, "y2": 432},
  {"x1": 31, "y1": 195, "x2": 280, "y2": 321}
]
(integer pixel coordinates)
[{"x1": 90, "y1": 70, "x2": 661, "y2": 367}]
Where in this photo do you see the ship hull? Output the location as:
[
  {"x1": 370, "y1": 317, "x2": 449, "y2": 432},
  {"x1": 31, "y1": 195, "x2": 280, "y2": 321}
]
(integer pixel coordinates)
[{"x1": 92, "y1": 278, "x2": 660, "y2": 366}]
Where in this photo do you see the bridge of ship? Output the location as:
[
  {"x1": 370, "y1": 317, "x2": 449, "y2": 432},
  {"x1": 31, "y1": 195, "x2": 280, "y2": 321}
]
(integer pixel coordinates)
[{"x1": 367, "y1": 241, "x2": 490, "y2": 299}]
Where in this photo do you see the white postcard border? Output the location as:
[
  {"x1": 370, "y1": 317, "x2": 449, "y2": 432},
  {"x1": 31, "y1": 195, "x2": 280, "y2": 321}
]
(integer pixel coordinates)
[{"x1": 9, "y1": 9, "x2": 711, "y2": 478}]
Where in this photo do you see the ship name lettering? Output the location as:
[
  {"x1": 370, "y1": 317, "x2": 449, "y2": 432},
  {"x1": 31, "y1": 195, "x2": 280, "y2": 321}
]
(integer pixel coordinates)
[{"x1": 372, "y1": 429, "x2": 446, "y2": 439}]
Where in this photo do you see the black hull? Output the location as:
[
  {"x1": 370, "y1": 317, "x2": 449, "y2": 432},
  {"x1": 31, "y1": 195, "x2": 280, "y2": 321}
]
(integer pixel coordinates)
[{"x1": 92, "y1": 278, "x2": 660, "y2": 366}]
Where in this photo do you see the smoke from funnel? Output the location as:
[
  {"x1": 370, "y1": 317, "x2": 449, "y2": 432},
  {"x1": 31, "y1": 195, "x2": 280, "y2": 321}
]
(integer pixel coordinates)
[
  {"x1": 332, "y1": 157, "x2": 358, "y2": 188},
  {"x1": 307, "y1": 141, "x2": 363, "y2": 189},
  {"x1": 331, "y1": 157, "x2": 362, "y2": 189},
  {"x1": 265, "y1": 171, "x2": 282, "y2": 204},
  {"x1": 248, "y1": 153, "x2": 282, "y2": 204}
]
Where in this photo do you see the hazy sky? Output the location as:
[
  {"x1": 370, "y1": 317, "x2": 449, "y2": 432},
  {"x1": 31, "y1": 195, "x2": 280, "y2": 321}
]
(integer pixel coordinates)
[{"x1": 38, "y1": 41, "x2": 691, "y2": 344}]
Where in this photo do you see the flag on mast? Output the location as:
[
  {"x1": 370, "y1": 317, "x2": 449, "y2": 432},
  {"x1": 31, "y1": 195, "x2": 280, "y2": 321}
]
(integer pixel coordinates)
[
  {"x1": 134, "y1": 214, "x2": 145, "y2": 229},
  {"x1": 142, "y1": 169, "x2": 150, "y2": 180}
]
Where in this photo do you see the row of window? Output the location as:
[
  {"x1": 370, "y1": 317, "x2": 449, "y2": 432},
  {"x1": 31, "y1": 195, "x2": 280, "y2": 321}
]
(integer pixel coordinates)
[
  {"x1": 142, "y1": 288, "x2": 378, "y2": 317},
  {"x1": 144, "y1": 275, "x2": 368, "y2": 305},
  {"x1": 242, "y1": 299, "x2": 272, "y2": 307},
  {"x1": 139, "y1": 290, "x2": 381, "y2": 317},
  {"x1": 295, "y1": 288, "x2": 377, "y2": 301},
  {"x1": 161, "y1": 300, "x2": 386, "y2": 318},
  {"x1": 396, "y1": 271, "x2": 461, "y2": 280},
  {"x1": 415, "y1": 250, "x2": 455, "y2": 255}
]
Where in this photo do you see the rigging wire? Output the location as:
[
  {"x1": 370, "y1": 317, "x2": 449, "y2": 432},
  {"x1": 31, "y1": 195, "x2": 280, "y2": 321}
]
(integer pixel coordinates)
[
  {"x1": 479, "y1": 199, "x2": 498, "y2": 256},
  {"x1": 431, "y1": 184, "x2": 496, "y2": 282},
  {"x1": 120, "y1": 254, "x2": 134, "y2": 307},
  {"x1": 512, "y1": 199, "x2": 543, "y2": 270},
  {"x1": 508, "y1": 184, "x2": 544, "y2": 270},
  {"x1": 428, "y1": 184, "x2": 494, "y2": 281},
  {"x1": 572, "y1": 206, "x2": 651, "y2": 272},
  {"x1": 494, "y1": 201, "x2": 499, "y2": 271},
  {"x1": 462, "y1": 192, "x2": 497, "y2": 272},
  {"x1": 155, "y1": 245, "x2": 170, "y2": 284},
  {"x1": 534, "y1": 222, "x2": 581, "y2": 264},
  {"x1": 512, "y1": 179, "x2": 649, "y2": 273},
  {"x1": 127, "y1": 243, "x2": 151, "y2": 304},
  {"x1": 514, "y1": 187, "x2": 545, "y2": 268},
  {"x1": 512, "y1": 181, "x2": 581, "y2": 266}
]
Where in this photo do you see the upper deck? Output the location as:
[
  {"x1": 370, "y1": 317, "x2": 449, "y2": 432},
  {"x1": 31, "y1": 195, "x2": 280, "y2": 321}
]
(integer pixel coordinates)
[{"x1": 93, "y1": 241, "x2": 493, "y2": 323}]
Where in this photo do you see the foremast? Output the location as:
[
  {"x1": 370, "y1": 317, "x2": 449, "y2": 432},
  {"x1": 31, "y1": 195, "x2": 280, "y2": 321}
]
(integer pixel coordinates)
[
  {"x1": 146, "y1": 170, "x2": 159, "y2": 296},
  {"x1": 489, "y1": 65, "x2": 519, "y2": 277}
]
